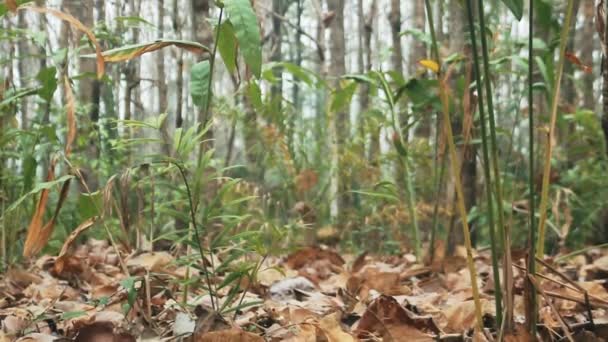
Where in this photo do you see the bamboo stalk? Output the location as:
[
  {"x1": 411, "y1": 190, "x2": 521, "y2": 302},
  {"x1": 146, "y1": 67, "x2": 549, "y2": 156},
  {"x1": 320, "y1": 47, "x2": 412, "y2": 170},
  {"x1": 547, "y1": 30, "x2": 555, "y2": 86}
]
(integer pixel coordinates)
[
  {"x1": 536, "y1": 0, "x2": 576, "y2": 257},
  {"x1": 424, "y1": 0, "x2": 484, "y2": 332},
  {"x1": 463, "y1": 0, "x2": 503, "y2": 328}
]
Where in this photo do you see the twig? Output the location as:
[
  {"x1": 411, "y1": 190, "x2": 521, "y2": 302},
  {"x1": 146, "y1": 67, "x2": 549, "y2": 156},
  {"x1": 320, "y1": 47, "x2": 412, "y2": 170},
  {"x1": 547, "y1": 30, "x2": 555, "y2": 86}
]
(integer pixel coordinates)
[{"x1": 527, "y1": 274, "x2": 575, "y2": 342}]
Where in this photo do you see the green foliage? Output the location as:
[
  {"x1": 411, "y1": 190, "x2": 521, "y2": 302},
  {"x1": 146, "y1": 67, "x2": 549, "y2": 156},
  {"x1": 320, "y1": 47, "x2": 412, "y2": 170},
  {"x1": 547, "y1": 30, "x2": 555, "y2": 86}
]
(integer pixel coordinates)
[
  {"x1": 500, "y1": 0, "x2": 524, "y2": 20},
  {"x1": 223, "y1": 0, "x2": 263, "y2": 78},
  {"x1": 190, "y1": 61, "x2": 212, "y2": 111}
]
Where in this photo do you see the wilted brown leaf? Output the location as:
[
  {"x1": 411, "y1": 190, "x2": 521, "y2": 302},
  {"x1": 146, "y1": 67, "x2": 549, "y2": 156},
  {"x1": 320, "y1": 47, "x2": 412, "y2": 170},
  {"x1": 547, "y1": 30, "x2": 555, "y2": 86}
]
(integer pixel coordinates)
[
  {"x1": 318, "y1": 312, "x2": 357, "y2": 342},
  {"x1": 194, "y1": 328, "x2": 264, "y2": 342},
  {"x1": 355, "y1": 295, "x2": 437, "y2": 341}
]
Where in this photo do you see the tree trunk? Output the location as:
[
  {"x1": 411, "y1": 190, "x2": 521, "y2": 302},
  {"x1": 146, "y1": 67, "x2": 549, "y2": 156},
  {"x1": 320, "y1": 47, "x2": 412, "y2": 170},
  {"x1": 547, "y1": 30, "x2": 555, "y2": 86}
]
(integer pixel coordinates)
[
  {"x1": 365, "y1": 0, "x2": 379, "y2": 164},
  {"x1": 156, "y1": 0, "x2": 172, "y2": 156},
  {"x1": 327, "y1": 0, "x2": 350, "y2": 220},
  {"x1": 411, "y1": 0, "x2": 429, "y2": 138},
  {"x1": 581, "y1": 0, "x2": 596, "y2": 110}
]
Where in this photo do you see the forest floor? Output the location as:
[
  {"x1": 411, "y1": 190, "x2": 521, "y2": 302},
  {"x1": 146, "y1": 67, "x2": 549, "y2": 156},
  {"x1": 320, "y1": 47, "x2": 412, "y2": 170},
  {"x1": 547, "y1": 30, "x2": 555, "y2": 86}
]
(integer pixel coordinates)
[{"x1": 1, "y1": 240, "x2": 608, "y2": 341}]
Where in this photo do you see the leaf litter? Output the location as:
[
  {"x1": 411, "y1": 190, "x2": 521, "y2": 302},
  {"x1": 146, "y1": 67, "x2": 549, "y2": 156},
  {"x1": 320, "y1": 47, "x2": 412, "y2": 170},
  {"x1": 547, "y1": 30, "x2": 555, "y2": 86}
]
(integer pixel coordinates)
[{"x1": 1, "y1": 241, "x2": 608, "y2": 341}]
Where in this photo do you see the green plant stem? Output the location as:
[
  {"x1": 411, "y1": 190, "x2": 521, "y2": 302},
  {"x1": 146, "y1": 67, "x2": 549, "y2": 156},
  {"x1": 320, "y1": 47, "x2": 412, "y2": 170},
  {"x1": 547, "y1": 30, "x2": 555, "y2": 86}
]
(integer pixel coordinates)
[
  {"x1": 526, "y1": 0, "x2": 537, "y2": 336},
  {"x1": 429, "y1": 115, "x2": 446, "y2": 263},
  {"x1": 377, "y1": 72, "x2": 421, "y2": 260},
  {"x1": 555, "y1": 243, "x2": 608, "y2": 262},
  {"x1": 536, "y1": 0, "x2": 576, "y2": 257},
  {"x1": 424, "y1": 0, "x2": 484, "y2": 332},
  {"x1": 195, "y1": 7, "x2": 224, "y2": 198},
  {"x1": 476, "y1": 0, "x2": 514, "y2": 330},
  {"x1": 174, "y1": 162, "x2": 217, "y2": 311},
  {"x1": 463, "y1": 0, "x2": 503, "y2": 328}
]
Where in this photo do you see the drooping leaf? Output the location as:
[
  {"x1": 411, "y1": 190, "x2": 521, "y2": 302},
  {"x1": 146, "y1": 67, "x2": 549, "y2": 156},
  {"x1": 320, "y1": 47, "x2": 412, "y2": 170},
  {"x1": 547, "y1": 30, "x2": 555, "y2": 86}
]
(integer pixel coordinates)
[
  {"x1": 224, "y1": 0, "x2": 262, "y2": 78},
  {"x1": 36, "y1": 66, "x2": 57, "y2": 103},
  {"x1": 85, "y1": 39, "x2": 209, "y2": 62},
  {"x1": 500, "y1": 0, "x2": 523, "y2": 20},
  {"x1": 190, "y1": 60, "x2": 212, "y2": 110},
  {"x1": 21, "y1": 4, "x2": 105, "y2": 78},
  {"x1": 218, "y1": 21, "x2": 238, "y2": 74}
]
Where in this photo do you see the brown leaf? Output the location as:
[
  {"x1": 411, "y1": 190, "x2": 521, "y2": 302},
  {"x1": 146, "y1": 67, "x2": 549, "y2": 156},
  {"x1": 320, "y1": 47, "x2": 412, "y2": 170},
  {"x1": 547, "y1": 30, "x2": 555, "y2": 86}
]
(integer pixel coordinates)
[
  {"x1": 6, "y1": 0, "x2": 17, "y2": 13},
  {"x1": 23, "y1": 159, "x2": 56, "y2": 258},
  {"x1": 318, "y1": 313, "x2": 357, "y2": 342},
  {"x1": 285, "y1": 247, "x2": 345, "y2": 270},
  {"x1": 20, "y1": 5, "x2": 105, "y2": 79},
  {"x1": 74, "y1": 321, "x2": 135, "y2": 342},
  {"x1": 565, "y1": 52, "x2": 592, "y2": 74},
  {"x1": 295, "y1": 169, "x2": 318, "y2": 193},
  {"x1": 355, "y1": 295, "x2": 437, "y2": 341},
  {"x1": 191, "y1": 306, "x2": 231, "y2": 340},
  {"x1": 53, "y1": 216, "x2": 98, "y2": 275},
  {"x1": 194, "y1": 328, "x2": 264, "y2": 342}
]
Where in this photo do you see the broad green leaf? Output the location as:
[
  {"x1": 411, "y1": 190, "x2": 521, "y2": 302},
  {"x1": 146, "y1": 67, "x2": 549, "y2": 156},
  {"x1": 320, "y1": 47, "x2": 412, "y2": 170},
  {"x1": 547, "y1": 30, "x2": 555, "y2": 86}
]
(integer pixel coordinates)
[
  {"x1": 330, "y1": 81, "x2": 358, "y2": 113},
  {"x1": 84, "y1": 39, "x2": 209, "y2": 62},
  {"x1": 218, "y1": 21, "x2": 238, "y2": 74},
  {"x1": 500, "y1": 0, "x2": 523, "y2": 20},
  {"x1": 246, "y1": 81, "x2": 263, "y2": 112},
  {"x1": 190, "y1": 60, "x2": 212, "y2": 110},
  {"x1": 224, "y1": 0, "x2": 262, "y2": 78},
  {"x1": 36, "y1": 66, "x2": 58, "y2": 103}
]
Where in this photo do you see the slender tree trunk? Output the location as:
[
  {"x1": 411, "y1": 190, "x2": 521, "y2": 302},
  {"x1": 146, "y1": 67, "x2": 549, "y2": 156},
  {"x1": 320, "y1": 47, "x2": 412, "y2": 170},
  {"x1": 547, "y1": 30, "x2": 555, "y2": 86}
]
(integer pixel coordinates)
[
  {"x1": 156, "y1": 0, "x2": 172, "y2": 156},
  {"x1": 365, "y1": 0, "x2": 379, "y2": 164},
  {"x1": 327, "y1": 0, "x2": 349, "y2": 220},
  {"x1": 17, "y1": 12, "x2": 28, "y2": 130},
  {"x1": 174, "y1": 0, "x2": 184, "y2": 129},
  {"x1": 411, "y1": 0, "x2": 429, "y2": 138},
  {"x1": 582, "y1": 1, "x2": 596, "y2": 110}
]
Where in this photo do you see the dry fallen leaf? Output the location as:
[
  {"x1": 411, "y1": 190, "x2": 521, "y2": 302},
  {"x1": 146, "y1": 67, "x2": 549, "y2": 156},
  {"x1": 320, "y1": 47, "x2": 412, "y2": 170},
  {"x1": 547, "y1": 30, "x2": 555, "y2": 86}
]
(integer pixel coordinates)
[
  {"x1": 318, "y1": 312, "x2": 357, "y2": 342},
  {"x1": 195, "y1": 328, "x2": 264, "y2": 342}
]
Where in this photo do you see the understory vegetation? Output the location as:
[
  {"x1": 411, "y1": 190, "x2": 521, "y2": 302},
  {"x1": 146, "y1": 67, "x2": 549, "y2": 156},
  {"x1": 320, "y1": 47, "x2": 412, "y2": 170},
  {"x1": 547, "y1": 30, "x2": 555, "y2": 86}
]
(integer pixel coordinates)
[{"x1": 1, "y1": 0, "x2": 608, "y2": 341}]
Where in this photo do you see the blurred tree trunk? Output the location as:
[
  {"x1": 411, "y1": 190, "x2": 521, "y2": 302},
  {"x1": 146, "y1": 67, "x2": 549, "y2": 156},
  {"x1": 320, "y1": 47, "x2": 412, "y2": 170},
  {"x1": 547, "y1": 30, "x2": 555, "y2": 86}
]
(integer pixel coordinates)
[
  {"x1": 192, "y1": 0, "x2": 213, "y2": 150},
  {"x1": 17, "y1": 12, "x2": 28, "y2": 130},
  {"x1": 174, "y1": 0, "x2": 184, "y2": 129},
  {"x1": 364, "y1": 0, "x2": 379, "y2": 165},
  {"x1": 581, "y1": 1, "x2": 596, "y2": 110},
  {"x1": 287, "y1": 0, "x2": 304, "y2": 162},
  {"x1": 312, "y1": 0, "x2": 327, "y2": 171},
  {"x1": 327, "y1": 0, "x2": 350, "y2": 220},
  {"x1": 411, "y1": 0, "x2": 429, "y2": 139},
  {"x1": 563, "y1": 0, "x2": 581, "y2": 166},
  {"x1": 446, "y1": 0, "x2": 477, "y2": 252},
  {"x1": 156, "y1": 0, "x2": 172, "y2": 156},
  {"x1": 390, "y1": 0, "x2": 406, "y2": 191},
  {"x1": 65, "y1": 0, "x2": 100, "y2": 189}
]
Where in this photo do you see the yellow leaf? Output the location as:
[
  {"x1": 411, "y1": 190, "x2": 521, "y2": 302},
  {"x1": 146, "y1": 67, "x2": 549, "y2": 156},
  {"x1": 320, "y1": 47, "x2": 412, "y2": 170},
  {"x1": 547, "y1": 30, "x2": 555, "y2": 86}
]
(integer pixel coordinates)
[{"x1": 419, "y1": 59, "x2": 440, "y2": 73}]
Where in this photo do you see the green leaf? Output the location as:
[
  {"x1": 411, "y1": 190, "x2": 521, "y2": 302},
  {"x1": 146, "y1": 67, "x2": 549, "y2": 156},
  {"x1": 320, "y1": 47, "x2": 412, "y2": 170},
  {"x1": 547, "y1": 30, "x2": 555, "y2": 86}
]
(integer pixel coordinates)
[
  {"x1": 224, "y1": 0, "x2": 262, "y2": 78},
  {"x1": 500, "y1": 0, "x2": 523, "y2": 20},
  {"x1": 190, "y1": 60, "x2": 212, "y2": 110},
  {"x1": 0, "y1": 87, "x2": 39, "y2": 111},
  {"x1": 218, "y1": 21, "x2": 238, "y2": 74},
  {"x1": 2, "y1": 175, "x2": 75, "y2": 217},
  {"x1": 330, "y1": 81, "x2": 358, "y2": 113},
  {"x1": 36, "y1": 66, "x2": 58, "y2": 103},
  {"x1": 246, "y1": 81, "x2": 263, "y2": 112}
]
